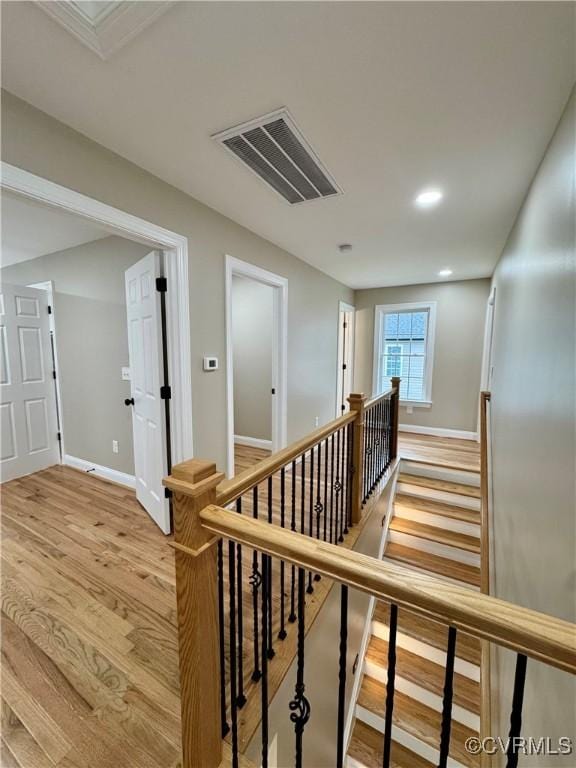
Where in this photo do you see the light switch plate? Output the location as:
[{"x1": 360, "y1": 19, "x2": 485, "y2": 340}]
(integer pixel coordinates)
[{"x1": 121, "y1": 366, "x2": 131, "y2": 381}]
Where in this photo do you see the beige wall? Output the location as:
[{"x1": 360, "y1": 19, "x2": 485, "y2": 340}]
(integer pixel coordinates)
[
  {"x1": 0, "y1": 236, "x2": 150, "y2": 475},
  {"x1": 353, "y1": 279, "x2": 490, "y2": 433},
  {"x1": 1, "y1": 91, "x2": 354, "y2": 472},
  {"x1": 490, "y1": 89, "x2": 575, "y2": 761},
  {"x1": 232, "y1": 275, "x2": 273, "y2": 441}
]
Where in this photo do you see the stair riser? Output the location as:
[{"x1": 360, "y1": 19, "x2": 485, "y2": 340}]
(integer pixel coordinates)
[
  {"x1": 355, "y1": 705, "x2": 468, "y2": 768},
  {"x1": 383, "y1": 557, "x2": 480, "y2": 591},
  {"x1": 396, "y1": 483, "x2": 481, "y2": 510},
  {"x1": 388, "y1": 531, "x2": 481, "y2": 567},
  {"x1": 371, "y1": 621, "x2": 480, "y2": 681},
  {"x1": 393, "y1": 506, "x2": 480, "y2": 538},
  {"x1": 364, "y1": 659, "x2": 480, "y2": 731},
  {"x1": 401, "y1": 461, "x2": 480, "y2": 487}
]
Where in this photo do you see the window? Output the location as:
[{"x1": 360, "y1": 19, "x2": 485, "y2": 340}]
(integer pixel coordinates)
[{"x1": 373, "y1": 302, "x2": 436, "y2": 403}]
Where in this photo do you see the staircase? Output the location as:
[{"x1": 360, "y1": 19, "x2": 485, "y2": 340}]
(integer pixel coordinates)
[{"x1": 348, "y1": 460, "x2": 482, "y2": 768}]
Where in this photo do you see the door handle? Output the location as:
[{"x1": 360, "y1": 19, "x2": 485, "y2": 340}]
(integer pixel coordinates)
[{"x1": 124, "y1": 398, "x2": 135, "y2": 406}]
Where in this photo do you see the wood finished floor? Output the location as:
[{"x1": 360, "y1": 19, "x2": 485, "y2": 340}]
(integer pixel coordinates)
[
  {"x1": 398, "y1": 432, "x2": 480, "y2": 472},
  {"x1": 1, "y1": 439, "x2": 479, "y2": 768}
]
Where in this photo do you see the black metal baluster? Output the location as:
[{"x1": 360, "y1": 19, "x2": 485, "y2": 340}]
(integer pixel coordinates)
[
  {"x1": 329, "y1": 433, "x2": 335, "y2": 544},
  {"x1": 228, "y1": 541, "x2": 239, "y2": 768},
  {"x1": 289, "y1": 567, "x2": 311, "y2": 768},
  {"x1": 251, "y1": 486, "x2": 262, "y2": 682},
  {"x1": 346, "y1": 421, "x2": 354, "y2": 529},
  {"x1": 339, "y1": 427, "x2": 346, "y2": 542},
  {"x1": 235, "y1": 498, "x2": 246, "y2": 708},
  {"x1": 314, "y1": 442, "x2": 322, "y2": 581},
  {"x1": 336, "y1": 585, "x2": 348, "y2": 768},
  {"x1": 307, "y1": 447, "x2": 315, "y2": 593},
  {"x1": 279, "y1": 467, "x2": 287, "y2": 639},
  {"x1": 382, "y1": 603, "x2": 398, "y2": 768},
  {"x1": 505, "y1": 654, "x2": 528, "y2": 768},
  {"x1": 334, "y1": 429, "x2": 341, "y2": 543},
  {"x1": 289, "y1": 459, "x2": 297, "y2": 623},
  {"x1": 323, "y1": 437, "x2": 329, "y2": 541},
  {"x1": 362, "y1": 412, "x2": 368, "y2": 503},
  {"x1": 261, "y1": 554, "x2": 270, "y2": 768},
  {"x1": 342, "y1": 426, "x2": 349, "y2": 536},
  {"x1": 267, "y1": 476, "x2": 275, "y2": 659},
  {"x1": 217, "y1": 539, "x2": 230, "y2": 737},
  {"x1": 438, "y1": 626, "x2": 457, "y2": 768}
]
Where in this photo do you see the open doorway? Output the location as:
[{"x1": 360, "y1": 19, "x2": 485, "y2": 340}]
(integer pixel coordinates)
[
  {"x1": 336, "y1": 301, "x2": 355, "y2": 416},
  {"x1": 0, "y1": 175, "x2": 192, "y2": 534},
  {"x1": 225, "y1": 255, "x2": 287, "y2": 477}
]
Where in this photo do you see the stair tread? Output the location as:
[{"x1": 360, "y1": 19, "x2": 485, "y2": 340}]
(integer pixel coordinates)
[
  {"x1": 385, "y1": 543, "x2": 480, "y2": 587},
  {"x1": 395, "y1": 494, "x2": 480, "y2": 524},
  {"x1": 358, "y1": 676, "x2": 479, "y2": 767},
  {"x1": 390, "y1": 518, "x2": 480, "y2": 553},
  {"x1": 373, "y1": 602, "x2": 481, "y2": 665},
  {"x1": 366, "y1": 636, "x2": 480, "y2": 715},
  {"x1": 398, "y1": 473, "x2": 481, "y2": 499},
  {"x1": 349, "y1": 719, "x2": 434, "y2": 768}
]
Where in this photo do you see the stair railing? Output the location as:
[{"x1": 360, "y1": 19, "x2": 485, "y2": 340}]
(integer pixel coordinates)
[{"x1": 168, "y1": 477, "x2": 576, "y2": 768}]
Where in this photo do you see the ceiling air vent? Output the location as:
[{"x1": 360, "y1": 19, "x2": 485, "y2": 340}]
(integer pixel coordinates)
[{"x1": 213, "y1": 109, "x2": 342, "y2": 204}]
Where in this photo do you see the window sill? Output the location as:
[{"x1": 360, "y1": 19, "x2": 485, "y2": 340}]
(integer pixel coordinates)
[{"x1": 400, "y1": 400, "x2": 432, "y2": 409}]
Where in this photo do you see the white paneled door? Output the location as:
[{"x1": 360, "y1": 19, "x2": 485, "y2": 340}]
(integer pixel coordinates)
[
  {"x1": 125, "y1": 252, "x2": 171, "y2": 534},
  {"x1": 0, "y1": 284, "x2": 60, "y2": 482}
]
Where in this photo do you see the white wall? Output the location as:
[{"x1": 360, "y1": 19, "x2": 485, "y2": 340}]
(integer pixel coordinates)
[
  {"x1": 353, "y1": 279, "x2": 490, "y2": 432},
  {"x1": 489, "y1": 88, "x2": 575, "y2": 763},
  {"x1": 0, "y1": 236, "x2": 150, "y2": 475},
  {"x1": 1, "y1": 91, "x2": 354, "y2": 472},
  {"x1": 232, "y1": 275, "x2": 273, "y2": 441}
]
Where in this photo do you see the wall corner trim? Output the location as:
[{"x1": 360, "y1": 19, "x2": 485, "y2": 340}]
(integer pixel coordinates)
[{"x1": 64, "y1": 454, "x2": 136, "y2": 488}]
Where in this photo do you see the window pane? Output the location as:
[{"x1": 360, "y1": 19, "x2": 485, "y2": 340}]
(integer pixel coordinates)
[{"x1": 378, "y1": 307, "x2": 431, "y2": 401}]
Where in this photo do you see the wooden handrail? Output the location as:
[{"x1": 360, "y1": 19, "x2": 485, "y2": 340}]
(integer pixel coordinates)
[
  {"x1": 364, "y1": 386, "x2": 394, "y2": 410},
  {"x1": 480, "y1": 390, "x2": 491, "y2": 595},
  {"x1": 194, "y1": 504, "x2": 576, "y2": 675},
  {"x1": 214, "y1": 411, "x2": 356, "y2": 507}
]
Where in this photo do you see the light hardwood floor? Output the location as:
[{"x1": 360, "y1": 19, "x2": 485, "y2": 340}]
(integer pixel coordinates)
[
  {"x1": 1, "y1": 436, "x2": 479, "y2": 767},
  {"x1": 398, "y1": 432, "x2": 480, "y2": 472}
]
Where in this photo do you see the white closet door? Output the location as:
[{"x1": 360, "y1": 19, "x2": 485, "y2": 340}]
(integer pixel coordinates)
[{"x1": 0, "y1": 284, "x2": 60, "y2": 482}]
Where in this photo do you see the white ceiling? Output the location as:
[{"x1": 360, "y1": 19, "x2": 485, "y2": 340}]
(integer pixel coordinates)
[
  {"x1": 2, "y1": 2, "x2": 574, "y2": 288},
  {"x1": 1, "y1": 190, "x2": 111, "y2": 267}
]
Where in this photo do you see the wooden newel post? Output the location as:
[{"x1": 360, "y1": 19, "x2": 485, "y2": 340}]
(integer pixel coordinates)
[
  {"x1": 348, "y1": 392, "x2": 366, "y2": 524},
  {"x1": 390, "y1": 377, "x2": 401, "y2": 459},
  {"x1": 166, "y1": 459, "x2": 225, "y2": 768}
]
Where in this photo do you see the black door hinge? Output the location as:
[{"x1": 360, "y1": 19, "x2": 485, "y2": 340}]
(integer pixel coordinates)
[
  {"x1": 48, "y1": 305, "x2": 52, "y2": 314},
  {"x1": 271, "y1": 388, "x2": 276, "y2": 395},
  {"x1": 52, "y1": 370, "x2": 57, "y2": 380},
  {"x1": 57, "y1": 432, "x2": 62, "y2": 442},
  {"x1": 160, "y1": 385, "x2": 171, "y2": 400},
  {"x1": 342, "y1": 364, "x2": 347, "y2": 370},
  {"x1": 156, "y1": 277, "x2": 168, "y2": 293},
  {"x1": 352, "y1": 653, "x2": 359, "y2": 675},
  {"x1": 343, "y1": 321, "x2": 347, "y2": 328},
  {"x1": 164, "y1": 487, "x2": 173, "y2": 499}
]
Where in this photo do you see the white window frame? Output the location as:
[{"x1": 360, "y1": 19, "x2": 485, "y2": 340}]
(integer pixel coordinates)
[{"x1": 372, "y1": 301, "x2": 437, "y2": 406}]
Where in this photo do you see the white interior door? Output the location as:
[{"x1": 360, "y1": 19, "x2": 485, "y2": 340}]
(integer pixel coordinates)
[
  {"x1": 0, "y1": 284, "x2": 60, "y2": 482},
  {"x1": 125, "y1": 252, "x2": 170, "y2": 534}
]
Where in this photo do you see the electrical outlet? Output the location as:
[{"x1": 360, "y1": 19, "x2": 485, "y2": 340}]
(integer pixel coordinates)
[
  {"x1": 112, "y1": 440, "x2": 119, "y2": 454},
  {"x1": 314, "y1": 416, "x2": 319, "y2": 427}
]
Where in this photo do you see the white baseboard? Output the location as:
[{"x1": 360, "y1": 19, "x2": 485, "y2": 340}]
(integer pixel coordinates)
[
  {"x1": 234, "y1": 434, "x2": 272, "y2": 450},
  {"x1": 64, "y1": 455, "x2": 135, "y2": 489},
  {"x1": 399, "y1": 424, "x2": 478, "y2": 441}
]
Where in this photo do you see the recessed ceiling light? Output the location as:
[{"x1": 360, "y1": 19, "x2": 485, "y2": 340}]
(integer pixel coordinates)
[
  {"x1": 438, "y1": 269, "x2": 453, "y2": 277},
  {"x1": 414, "y1": 188, "x2": 444, "y2": 209}
]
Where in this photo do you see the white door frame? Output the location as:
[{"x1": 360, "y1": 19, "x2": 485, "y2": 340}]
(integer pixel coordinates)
[
  {"x1": 1, "y1": 162, "x2": 194, "y2": 466},
  {"x1": 477, "y1": 284, "x2": 496, "y2": 440},
  {"x1": 225, "y1": 255, "x2": 288, "y2": 478},
  {"x1": 336, "y1": 300, "x2": 355, "y2": 417}
]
